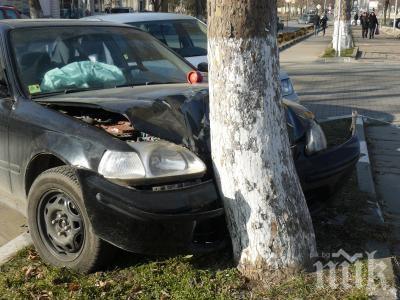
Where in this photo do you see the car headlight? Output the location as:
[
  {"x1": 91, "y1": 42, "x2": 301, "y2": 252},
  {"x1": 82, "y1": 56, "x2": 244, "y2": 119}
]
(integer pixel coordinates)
[
  {"x1": 98, "y1": 151, "x2": 146, "y2": 180},
  {"x1": 306, "y1": 121, "x2": 328, "y2": 155},
  {"x1": 98, "y1": 142, "x2": 206, "y2": 182}
]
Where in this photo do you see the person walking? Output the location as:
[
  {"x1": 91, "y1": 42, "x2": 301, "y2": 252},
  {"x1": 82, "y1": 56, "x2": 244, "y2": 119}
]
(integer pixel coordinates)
[
  {"x1": 313, "y1": 14, "x2": 321, "y2": 36},
  {"x1": 354, "y1": 12, "x2": 359, "y2": 25},
  {"x1": 360, "y1": 12, "x2": 369, "y2": 38},
  {"x1": 320, "y1": 13, "x2": 328, "y2": 36},
  {"x1": 368, "y1": 11, "x2": 378, "y2": 39}
]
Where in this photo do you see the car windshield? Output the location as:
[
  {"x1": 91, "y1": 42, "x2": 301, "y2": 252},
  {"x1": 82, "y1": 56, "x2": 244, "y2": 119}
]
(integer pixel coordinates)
[
  {"x1": 128, "y1": 19, "x2": 207, "y2": 58},
  {"x1": 10, "y1": 26, "x2": 193, "y2": 97},
  {"x1": 280, "y1": 78, "x2": 294, "y2": 97}
]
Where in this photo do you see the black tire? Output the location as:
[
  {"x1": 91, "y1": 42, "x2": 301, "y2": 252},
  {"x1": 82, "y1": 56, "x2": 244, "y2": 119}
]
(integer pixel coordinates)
[{"x1": 27, "y1": 166, "x2": 114, "y2": 273}]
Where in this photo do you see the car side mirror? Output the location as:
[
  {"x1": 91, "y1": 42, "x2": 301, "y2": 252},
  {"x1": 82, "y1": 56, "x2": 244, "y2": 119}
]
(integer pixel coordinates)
[{"x1": 197, "y1": 62, "x2": 208, "y2": 73}]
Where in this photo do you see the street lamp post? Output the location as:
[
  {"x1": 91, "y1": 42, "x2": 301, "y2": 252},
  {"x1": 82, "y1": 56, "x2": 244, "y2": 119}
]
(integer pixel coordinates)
[
  {"x1": 285, "y1": 0, "x2": 290, "y2": 27},
  {"x1": 394, "y1": 0, "x2": 398, "y2": 32},
  {"x1": 336, "y1": 0, "x2": 343, "y2": 56}
]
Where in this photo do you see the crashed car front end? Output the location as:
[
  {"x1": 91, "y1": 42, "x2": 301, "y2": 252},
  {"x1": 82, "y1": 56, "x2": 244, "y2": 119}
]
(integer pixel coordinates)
[
  {"x1": 7, "y1": 23, "x2": 360, "y2": 258},
  {"x1": 284, "y1": 101, "x2": 360, "y2": 202},
  {"x1": 37, "y1": 91, "x2": 360, "y2": 255}
]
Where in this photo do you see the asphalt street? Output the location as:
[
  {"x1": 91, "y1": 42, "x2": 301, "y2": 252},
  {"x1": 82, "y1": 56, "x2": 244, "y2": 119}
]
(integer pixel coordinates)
[{"x1": 280, "y1": 26, "x2": 400, "y2": 123}]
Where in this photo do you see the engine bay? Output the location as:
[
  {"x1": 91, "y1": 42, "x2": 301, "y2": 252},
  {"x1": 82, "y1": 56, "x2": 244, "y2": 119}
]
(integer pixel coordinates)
[{"x1": 45, "y1": 104, "x2": 158, "y2": 142}]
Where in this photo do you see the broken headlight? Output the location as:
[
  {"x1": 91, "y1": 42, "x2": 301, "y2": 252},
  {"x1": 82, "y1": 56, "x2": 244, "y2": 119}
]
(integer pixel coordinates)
[
  {"x1": 98, "y1": 142, "x2": 206, "y2": 182},
  {"x1": 306, "y1": 120, "x2": 328, "y2": 155}
]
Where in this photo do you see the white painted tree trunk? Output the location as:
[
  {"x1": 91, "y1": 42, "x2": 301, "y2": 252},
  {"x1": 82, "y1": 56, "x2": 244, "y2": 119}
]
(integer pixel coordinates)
[
  {"x1": 29, "y1": 0, "x2": 43, "y2": 18},
  {"x1": 333, "y1": 0, "x2": 353, "y2": 53},
  {"x1": 208, "y1": 1, "x2": 316, "y2": 280}
]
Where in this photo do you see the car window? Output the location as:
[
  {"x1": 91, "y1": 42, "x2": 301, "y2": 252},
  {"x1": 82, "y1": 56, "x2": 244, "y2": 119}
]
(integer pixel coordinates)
[
  {"x1": 5, "y1": 9, "x2": 18, "y2": 19},
  {"x1": 128, "y1": 19, "x2": 207, "y2": 58},
  {"x1": 10, "y1": 26, "x2": 193, "y2": 97},
  {"x1": 0, "y1": 10, "x2": 5, "y2": 19}
]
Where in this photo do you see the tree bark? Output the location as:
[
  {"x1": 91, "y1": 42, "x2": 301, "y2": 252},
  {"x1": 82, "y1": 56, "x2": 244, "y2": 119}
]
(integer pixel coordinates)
[
  {"x1": 29, "y1": 0, "x2": 43, "y2": 18},
  {"x1": 332, "y1": 0, "x2": 353, "y2": 53},
  {"x1": 384, "y1": 0, "x2": 390, "y2": 25},
  {"x1": 208, "y1": 0, "x2": 316, "y2": 280},
  {"x1": 150, "y1": 0, "x2": 168, "y2": 12}
]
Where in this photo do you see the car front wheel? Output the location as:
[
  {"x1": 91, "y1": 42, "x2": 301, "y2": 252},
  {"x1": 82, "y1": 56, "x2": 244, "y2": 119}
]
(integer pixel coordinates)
[{"x1": 28, "y1": 166, "x2": 113, "y2": 273}]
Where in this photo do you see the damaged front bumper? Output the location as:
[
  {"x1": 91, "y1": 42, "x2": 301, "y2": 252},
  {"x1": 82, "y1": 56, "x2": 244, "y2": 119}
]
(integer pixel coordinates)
[
  {"x1": 76, "y1": 169, "x2": 227, "y2": 255},
  {"x1": 295, "y1": 123, "x2": 360, "y2": 200}
]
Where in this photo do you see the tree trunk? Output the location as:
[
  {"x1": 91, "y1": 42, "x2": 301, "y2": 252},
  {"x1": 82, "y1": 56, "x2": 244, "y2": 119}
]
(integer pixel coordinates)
[
  {"x1": 208, "y1": 0, "x2": 316, "y2": 280},
  {"x1": 332, "y1": 0, "x2": 353, "y2": 53},
  {"x1": 29, "y1": 0, "x2": 43, "y2": 18},
  {"x1": 384, "y1": 0, "x2": 390, "y2": 25}
]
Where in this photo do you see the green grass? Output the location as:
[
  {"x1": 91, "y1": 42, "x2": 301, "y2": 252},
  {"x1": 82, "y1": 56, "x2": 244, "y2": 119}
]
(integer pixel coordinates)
[
  {"x1": 0, "y1": 247, "x2": 373, "y2": 299},
  {"x1": 322, "y1": 47, "x2": 355, "y2": 58},
  {"x1": 0, "y1": 119, "x2": 388, "y2": 299}
]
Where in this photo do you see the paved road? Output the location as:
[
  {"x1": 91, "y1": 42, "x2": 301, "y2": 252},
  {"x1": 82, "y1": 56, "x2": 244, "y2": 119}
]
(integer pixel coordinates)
[
  {"x1": 0, "y1": 202, "x2": 26, "y2": 247},
  {"x1": 281, "y1": 20, "x2": 311, "y2": 33},
  {"x1": 280, "y1": 26, "x2": 400, "y2": 123}
]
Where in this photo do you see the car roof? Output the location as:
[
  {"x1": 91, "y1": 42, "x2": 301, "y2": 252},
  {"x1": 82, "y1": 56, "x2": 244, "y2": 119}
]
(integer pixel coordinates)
[
  {"x1": 0, "y1": 19, "x2": 133, "y2": 30},
  {"x1": 83, "y1": 12, "x2": 197, "y2": 23}
]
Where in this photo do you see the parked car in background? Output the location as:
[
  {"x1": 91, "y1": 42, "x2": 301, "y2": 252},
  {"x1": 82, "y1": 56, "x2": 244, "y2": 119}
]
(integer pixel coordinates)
[
  {"x1": 278, "y1": 17, "x2": 284, "y2": 32},
  {"x1": 84, "y1": 13, "x2": 208, "y2": 68},
  {"x1": 110, "y1": 7, "x2": 134, "y2": 13},
  {"x1": 298, "y1": 14, "x2": 315, "y2": 24},
  {"x1": 84, "y1": 13, "x2": 299, "y2": 102},
  {"x1": 0, "y1": 6, "x2": 21, "y2": 19},
  {"x1": 0, "y1": 19, "x2": 359, "y2": 272},
  {"x1": 389, "y1": 18, "x2": 400, "y2": 29}
]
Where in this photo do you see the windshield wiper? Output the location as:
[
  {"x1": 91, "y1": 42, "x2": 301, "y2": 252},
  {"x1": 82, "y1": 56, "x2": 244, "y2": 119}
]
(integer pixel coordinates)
[
  {"x1": 63, "y1": 87, "x2": 101, "y2": 94},
  {"x1": 31, "y1": 87, "x2": 102, "y2": 99},
  {"x1": 145, "y1": 81, "x2": 181, "y2": 85}
]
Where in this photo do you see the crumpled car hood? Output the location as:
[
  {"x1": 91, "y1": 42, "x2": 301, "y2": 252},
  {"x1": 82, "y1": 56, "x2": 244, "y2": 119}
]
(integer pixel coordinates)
[{"x1": 38, "y1": 83, "x2": 310, "y2": 153}]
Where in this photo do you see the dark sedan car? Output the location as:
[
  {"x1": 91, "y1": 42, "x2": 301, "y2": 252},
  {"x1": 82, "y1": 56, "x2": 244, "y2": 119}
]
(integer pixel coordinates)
[
  {"x1": 0, "y1": 20, "x2": 359, "y2": 273},
  {"x1": 389, "y1": 18, "x2": 400, "y2": 29}
]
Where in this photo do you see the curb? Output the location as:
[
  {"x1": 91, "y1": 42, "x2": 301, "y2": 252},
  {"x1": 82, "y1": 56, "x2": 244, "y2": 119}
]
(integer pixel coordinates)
[
  {"x1": 355, "y1": 115, "x2": 385, "y2": 225},
  {"x1": 0, "y1": 232, "x2": 32, "y2": 266},
  {"x1": 380, "y1": 26, "x2": 400, "y2": 38},
  {"x1": 352, "y1": 46, "x2": 359, "y2": 59},
  {"x1": 356, "y1": 115, "x2": 398, "y2": 299}
]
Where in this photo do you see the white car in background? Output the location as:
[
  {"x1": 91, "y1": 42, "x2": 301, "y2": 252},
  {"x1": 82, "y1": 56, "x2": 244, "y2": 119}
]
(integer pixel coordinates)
[{"x1": 83, "y1": 12, "x2": 299, "y2": 103}]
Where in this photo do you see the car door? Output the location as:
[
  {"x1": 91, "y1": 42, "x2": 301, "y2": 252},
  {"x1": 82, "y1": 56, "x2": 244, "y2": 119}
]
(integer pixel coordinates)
[{"x1": 0, "y1": 52, "x2": 12, "y2": 193}]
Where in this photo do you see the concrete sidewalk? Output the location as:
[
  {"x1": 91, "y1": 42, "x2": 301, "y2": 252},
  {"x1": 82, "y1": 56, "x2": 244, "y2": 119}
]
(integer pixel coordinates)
[
  {"x1": 280, "y1": 26, "x2": 332, "y2": 63},
  {"x1": 0, "y1": 202, "x2": 26, "y2": 247},
  {"x1": 281, "y1": 25, "x2": 400, "y2": 122},
  {"x1": 354, "y1": 26, "x2": 400, "y2": 63}
]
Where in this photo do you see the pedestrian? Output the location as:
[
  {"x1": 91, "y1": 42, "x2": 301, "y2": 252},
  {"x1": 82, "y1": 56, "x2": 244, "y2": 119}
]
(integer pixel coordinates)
[
  {"x1": 354, "y1": 12, "x2": 359, "y2": 25},
  {"x1": 320, "y1": 13, "x2": 328, "y2": 36},
  {"x1": 313, "y1": 14, "x2": 321, "y2": 36},
  {"x1": 360, "y1": 12, "x2": 369, "y2": 38},
  {"x1": 368, "y1": 11, "x2": 378, "y2": 39}
]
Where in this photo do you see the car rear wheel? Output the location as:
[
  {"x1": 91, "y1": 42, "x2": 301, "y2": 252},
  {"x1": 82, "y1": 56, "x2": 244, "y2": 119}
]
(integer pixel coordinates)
[{"x1": 28, "y1": 166, "x2": 114, "y2": 273}]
